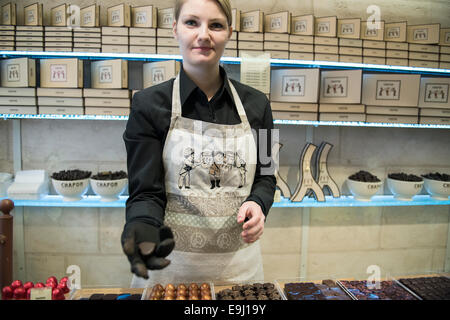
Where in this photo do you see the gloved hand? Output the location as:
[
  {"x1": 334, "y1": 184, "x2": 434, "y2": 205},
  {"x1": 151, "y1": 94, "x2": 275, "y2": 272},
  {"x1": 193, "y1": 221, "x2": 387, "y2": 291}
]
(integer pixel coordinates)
[{"x1": 121, "y1": 221, "x2": 175, "y2": 279}]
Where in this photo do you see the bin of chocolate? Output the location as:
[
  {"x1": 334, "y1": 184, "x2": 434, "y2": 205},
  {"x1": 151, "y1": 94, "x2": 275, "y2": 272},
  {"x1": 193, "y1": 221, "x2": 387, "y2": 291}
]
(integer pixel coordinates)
[
  {"x1": 394, "y1": 272, "x2": 450, "y2": 300},
  {"x1": 338, "y1": 276, "x2": 421, "y2": 300},
  {"x1": 142, "y1": 281, "x2": 215, "y2": 300},
  {"x1": 70, "y1": 286, "x2": 144, "y2": 300},
  {"x1": 275, "y1": 277, "x2": 353, "y2": 300},
  {"x1": 214, "y1": 280, "x2": 285, "y2": 300}
]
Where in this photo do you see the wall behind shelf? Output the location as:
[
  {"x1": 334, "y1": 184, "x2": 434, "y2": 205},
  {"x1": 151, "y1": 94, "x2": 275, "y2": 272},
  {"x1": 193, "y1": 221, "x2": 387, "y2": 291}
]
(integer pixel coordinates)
[{"x1": 1, "y1": 0, "x2": 450, "y2": 286}]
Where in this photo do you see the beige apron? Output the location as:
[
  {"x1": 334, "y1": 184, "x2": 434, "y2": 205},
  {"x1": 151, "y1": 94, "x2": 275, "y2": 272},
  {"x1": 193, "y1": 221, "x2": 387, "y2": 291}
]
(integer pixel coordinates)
[{"x1": 131, "y1": 74, "x2": 264, "y2": 287}]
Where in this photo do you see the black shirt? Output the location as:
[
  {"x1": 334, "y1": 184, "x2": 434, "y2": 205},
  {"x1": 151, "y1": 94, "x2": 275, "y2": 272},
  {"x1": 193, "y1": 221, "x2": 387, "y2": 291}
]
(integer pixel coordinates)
[{"x1": 123, "y1": 65, "x2": 276, "y2": 228}]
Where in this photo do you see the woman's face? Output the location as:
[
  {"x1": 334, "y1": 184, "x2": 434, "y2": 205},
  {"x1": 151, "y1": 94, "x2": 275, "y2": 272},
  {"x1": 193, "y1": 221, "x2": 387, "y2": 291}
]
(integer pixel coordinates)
[{"x1": 173, "y1": 0, "x2": 232, "y2": 70}]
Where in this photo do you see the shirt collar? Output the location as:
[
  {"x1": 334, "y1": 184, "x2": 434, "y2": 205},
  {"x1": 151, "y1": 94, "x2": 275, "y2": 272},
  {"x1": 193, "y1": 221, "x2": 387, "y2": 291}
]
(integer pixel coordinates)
[{"x1": 179, "y1": 64, "x2": 233, "y2": 106}]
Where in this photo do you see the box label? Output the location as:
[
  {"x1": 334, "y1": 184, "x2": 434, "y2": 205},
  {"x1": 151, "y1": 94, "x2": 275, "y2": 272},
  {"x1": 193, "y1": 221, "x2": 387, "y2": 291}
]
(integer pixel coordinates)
[
  {"x1": 294, "y1": 20, "x2": 307, "y2": 33},
  {"x1": 317, "y1": 22, "x2": 330, "y2": 34},
  {"x1": 387, "y1": 27, "x2": 400, "y2": 38},
  {"x1": 111, "y1": 10, "x2": 120, "y2": 24},
  {"x1": 162, "y1": 13, "x2": 173, "y2": 25},
  {"x1": 242, "y1": 16, "x2": 254, "y2": 29},
  {"x1": 281, "y1": 76, "x2": 305, "y2": 96},
  {"x1": 3, "y1": 10, "x2": 9, "y2": 22},
  {"x1": 30, "y1": 288, "x2": 52, "y2": 300},
  {"x1": 83, "y1": 12, "x2": 92, "y2": 25},
  {"x1": 376, "y1": 80, "x2": 401, "y2": 100},
  {"x1": 424, "y1": 84, "x2": 449, "y2": 103},
  {"x1": 55, "y1": 11, "x2": 63, "y2": 24},
  {"x1": 7, "y1": 64, "x2": 20, "y2": 82},
  {"x1": 135, "y1": 11, "x2": 147, "y2": 24},
  {"x1": 27, "y1": 10, "x2": 36, "y2": 24},
  {"x1": 270, "y1": 17, "x2": 282, "y2": 30},
  {"x1": 99, "y1": 66, "x2": 113, "y2": 83},
  {"x1": 341, "y1": 23, "x2": 354, "y2": 35},
  {"x1": 445, "y1": 32, "x2": 450, "y2": 44},
  {"x1": 414, "y1": 28, "x2": 428, "y2": 41},
  {"x1": 323, "y1": 77, "x2": 348, "y2": 97},
  {"x1": 365, "y1": 27, "x2": 378, "y2": 37},
  {"x1": 152, "y1": 67, "x2": 166, "y2": 84},
  {"x1": 50, "y1": 64, "x2": 67, "y2": 82}
]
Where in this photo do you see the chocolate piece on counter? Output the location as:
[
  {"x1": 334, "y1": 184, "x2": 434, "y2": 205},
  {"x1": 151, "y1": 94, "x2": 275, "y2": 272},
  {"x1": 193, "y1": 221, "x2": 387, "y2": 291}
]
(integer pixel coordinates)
[
  {"x1": 322, "y1": 279, "x2": 336, "y2": 287},
  {"x1": 231, "y1": 285, "x2": 241, "y2": 292},
  {"x1": 89, "y1": 293, "x2": 104, "y2": 300},
  {"x1": 253, "y1": 283, "x2": 264, "y2": 290},
  {"x1": 264, "y1": 283, "x2": 275, "y2": 290},
  {"x1": 257, "y1": 295, "x2": 269, "y2": 300},
  {"x1": 245, "y1": 295, "x2": 257, "y2": 300},
  {"x1": 103, "y1": 294, "x2": 119, "y2": 300},
  {"x1": 243, "y1": 289, "x2": 254, "y2": 296}
]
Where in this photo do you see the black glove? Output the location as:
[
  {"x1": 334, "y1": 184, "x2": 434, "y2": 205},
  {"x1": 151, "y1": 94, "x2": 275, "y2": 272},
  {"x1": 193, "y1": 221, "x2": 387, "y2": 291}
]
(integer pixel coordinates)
[{"x1": 121, "y1": 221, "x2": 175, "y2": 279}]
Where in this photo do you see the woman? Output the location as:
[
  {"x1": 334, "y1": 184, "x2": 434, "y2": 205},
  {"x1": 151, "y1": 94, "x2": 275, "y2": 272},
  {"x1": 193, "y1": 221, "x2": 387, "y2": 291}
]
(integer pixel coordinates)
[{"x1": 122, "y1": 0, "x2": 276, "y2": 286}]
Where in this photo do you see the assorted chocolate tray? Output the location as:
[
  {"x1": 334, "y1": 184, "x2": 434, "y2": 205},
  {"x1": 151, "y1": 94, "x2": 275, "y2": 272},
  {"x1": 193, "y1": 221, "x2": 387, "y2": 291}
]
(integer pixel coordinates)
[
  {"x1": 397, "y1": 275, "x2": 450, "y2": 300},
  {"x1": 276, "y1": 278, "x2": 353, "y2": 300},
  {"x1": 338, "y1": 278, "x2": 420, "y2": 300},
  {"x1": 142, "y1": 282, "x2": 215, "y2": 300},
  {"x1": 214, "y1": 281, "x2": 285, "y2": 300},
  {"x1": 70, "y1": 287, "x2": 144, "y2": 300}
]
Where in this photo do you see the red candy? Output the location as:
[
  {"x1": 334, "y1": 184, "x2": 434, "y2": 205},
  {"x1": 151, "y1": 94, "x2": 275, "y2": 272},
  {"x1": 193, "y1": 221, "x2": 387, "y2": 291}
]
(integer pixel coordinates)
[
  {"x1": 35, "y1": 282, "x2": 45, "y2": 288},
  {"x1": 47, "y1": 276, "x2": 58, "y2": 284},
  {"x1": 23, "y1": 281, "x2": 34, "y2": 291},
  {"x1": 52, "y1": 288, "x2": 65, "y2": 300},
  {"x1": 2, "y1": 286, "x2": 14, "y2": 300},
  {"x1": 11, "y1": 280, "x2": 23, "y2": 290},
  {"x1": 13, "y1": 287, "x2": 26, "y2": 300}
]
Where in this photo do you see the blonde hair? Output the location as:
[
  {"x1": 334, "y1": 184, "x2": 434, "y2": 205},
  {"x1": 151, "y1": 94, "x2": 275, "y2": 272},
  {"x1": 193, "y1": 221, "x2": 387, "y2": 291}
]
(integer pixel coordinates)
[{"x1": 174, "y1": 0, "x2": 232, "y2": 26}]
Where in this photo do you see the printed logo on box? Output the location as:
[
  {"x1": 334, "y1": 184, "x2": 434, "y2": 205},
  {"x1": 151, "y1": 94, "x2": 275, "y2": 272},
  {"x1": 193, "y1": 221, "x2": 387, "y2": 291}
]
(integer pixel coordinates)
[
  {"x1": 7, "y1": 64, "x2": 20, "y2": 82},
  {"x1": 295, "y1": 20, "x2": 307, "y2": 33},
  {"x1": 55, "y1": 11, "x2": 63, "y2": 24},
  {"x1": 27, "y1": 10, "x2": 36, "y2": 24},
  {"x1": 271, "y1": 17, "x2": 282, "y2": 30},
  {"x1": 50, "y1": 64, "x2": 67, "y2": 82},
  {"x1": 414, "y1": 28, "x2": 428, "y2": 41},
  {"x1": 152, "y1": 67, "x2": 165, "y2": 84},
  {"x1": 387, "y1": 27, "x2": 400, "y2": 38},
  {"x1": 365, "y1": 26, "x2": 378, "y2": 37},
  {"x1": 317, "y1": 22, "x2": 330, "y2": 33},
  {"x1": 424, "y1": 83, "x2": 449, "y2": 103},
  {"x1": 323, "y1": 77, "x2": 348, "y2": 98},
  {"x1": 281, "y1": 76, "x2": 305, "y2": 96},
  {"x1": 83, "y1": 12, "x2": 92, "y2": 25},
  {"x1": 445, "y1": 32, "x2": 450, "y2": 44},
  {"x1": 162, "y1": 13, "x2": 173, "y2": 25},
  {"x1": 242, "y1": 16, "x2": 254, "y2": 29},
  {"x1": 99, "y1": 66, "x2": 113, "y2": 83},
  {"x1": 135, "y1": 11, "x2": 147, "y2": 24},
  {"x1": 3, "y1": 10, "x2": 9, "y2": 22},
  {"x1": 341, "y1": 23, "x2": 354, "y2": 35},
  {"x1": 376, "y1": 80, "x2": 401, "y2": 100},
  {"x1": 111, "y1": 10, "x2": 120, "y2": 24}
]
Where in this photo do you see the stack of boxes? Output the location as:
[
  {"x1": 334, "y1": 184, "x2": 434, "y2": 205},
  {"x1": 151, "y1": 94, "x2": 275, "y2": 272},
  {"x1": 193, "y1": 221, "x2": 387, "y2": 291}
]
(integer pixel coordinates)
[
  {"x1": 289, "y1": 15, "x2": 314, "y2": 61},
  {"x1": 129, "y1": 5, "x2": 157, "y2": 54},
  {"x1": 407, "y1": 24, "x2": 440, "y2": 68},
  {"x1": 338, "y1": 18, "x2": 362, "y2": 63},
  {"x1": 102, "y1": 4, "x2": 130, "y2": 53},
  {"x1": 418, "y1": 77, "x2": 450, "y2": 125},
  {"x1": 73, "y1": 5, "x2": 101, "y2": 53},
  {"x1": 319, "y1": 70, "x2": 365, "y2": 122},
  {"x1": 385, "y1": 22, "x2": 408, "y2": 66},
  {"x1": 0, "y1": 3, "x2": 15, "y2": 50},
  {"x1": 16, "y1": 26, "x2": 43, "y2": 51},
  {"x1": 238, "y1": 10, "x2": 264, "y2": 56},
  {"x1": 45, "y1": 4, "x2": 72, "y2": 52},
  {"x1": 263, "y1": 12, "x2": 290, "y2": 59},
  {"x1": 85, "y1": 59, "x2": 130, "y2": 116},
  {"x1": 156, "y1": 7, "x2": 178, "y2": 55},
  {"x1": 361, "y1": 21, "x2": 386, "y2": 65},
  {"x1": 37, "y1": 58, "x2": 83, "y2": 115},
  {"x1": 440, "y1": 28, "x2": 450, "y2": 69},
  {"x1": 224, "y1": 8, "x2": 239, "y2": 57},
  {"x1": 0, "y1": 57, "x2": 36, "y2": 114},
  {"x1": 314, "y1": 16, "x2": 338, "y2": 62},
  {"x1": 362, "y1": 73, "x2": 421, "y2": 124}
]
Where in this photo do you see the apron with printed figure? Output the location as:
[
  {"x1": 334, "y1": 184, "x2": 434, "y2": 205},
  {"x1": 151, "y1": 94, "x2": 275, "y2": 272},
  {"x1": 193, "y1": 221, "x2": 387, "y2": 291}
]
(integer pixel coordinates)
[{"x1": 131, "y1": 74, "x2": 264, "y2": 287}]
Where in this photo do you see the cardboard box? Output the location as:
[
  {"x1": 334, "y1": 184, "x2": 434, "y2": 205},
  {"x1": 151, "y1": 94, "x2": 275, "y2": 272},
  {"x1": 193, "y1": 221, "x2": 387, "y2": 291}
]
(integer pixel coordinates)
[
  {"x1": 132, "y1": 5, "x2": 157, "y2": 28},
  {"x1": 441, "y1": 54, "x2": 450, "y2": 62},
  {"x1": 0, "y1": 87, "x2": 35, "y2": 96},
  {"x1": 271, "y1": 102, "x2": 318, "y2": 112},
  {"x1": 158, "y1": 7, "x2": 174, "y2": 29},
  {"x1": 264, "y1": 33, "x2": 289, "y2": 42},
  {"x1": 384, "y1": 22, "x2": 407, "y2": 42},
  {"x1": 264, "y1": 11, "x2": 291, "y2": 34},
  {"x1": 238, "y1": 41, "x2": 263, "y2": 50},
  {"x1": 418, "y1": 77, "x2": 450, "y2": 109},
  {"x1": 0, "y1": 106, "x2": 37, "y2": 114},
  {"x1": 84, "y1": 98, "x2": 130, "y2": 108},
  {"x1": 363, "y1": 57, "x2": 386, "y2": 65},
  {"x1": 38, "y1": 106, "x2": 84, "y2": 115},
  {"x1": 102, "y1": 35, "x2": 128, "y2": 45},
  {"x1": 407, "y1": 24, "x2": 440, "y2": 44},
  {"x1": 45, "y1": 36, "x2": 72, "y2": 42},
  {"x1": 83, "y1": 88, "x2": 130, "y2": 98},
  {"x1": 409, "y1": 60, "x2": 439, "y2": 68},
  {"x1": 440, "y1": 27, "x2": 450, "y2": 46},
  {"x1": 339, "y1": 38, "x2": 362, "y2": 47},
  {"x1": 0, "y1": 25, "x2": 14, "y2": 30},
  {"x1": 386, "y1": 58, "x2": 408, "y2": 66},
  {"x1": 266, "y1": 50, "x2": 289, "y2": 59},
  {"x1": 366, "y1": 105, "x2": 418, "y2": 116},
  {"x1": 386, "y1": 50, "x2": 408, "y2": 59},
  {"x1": 73, "y1": 37, "x2": 101, "y2": 43},
  {"x1": 270, "y1": 68, "x2": 320, "y2": 103},
  {"x1": 231, "y1": 8, "x2": 240, "y2": 32},
  {"x1": 91, "y1": 59, "x2": 128, "y2": 89},
  {"x1": 15, "y1": 41, "x2": 42, "y2": 47},
  {"x1": 2, "y1": 2, "x2": 16, "y2": 25},
  {"x1": 143, "y1": 60, "x2": 181, "y2": 88},
  {"x1": 363, "y1": 40, "x2": 386, "y2": 49},
  {"x1": 264, "y1": 41, "x2": 288, "y2": 51},
  {"x1": 51, "y1": 4, "x2": 67, "y2": 27},
  {"x1": 386, "y1": 41, "x2": 408, "y2": 50},
  {"x1": 37, "y1": 88, "x2": 82, "y2": 97},
  {"x1": 420, "y1": 108, "x2": 450, "y2": 117},
  {"x1": 319, "y1": 104, "x2": 365, "y2": 113},
  {"x1": 129, "y1": 37, "x2": 156, "y2": 46},
  {"x1": 74, "y1": 43, "x2": 101, "y2": 48},
  {"x1": 409, "y1": 43, "x2": 439, "y2": 53},
  {"x1": 157, "y1": 46, "x2": 179, "y2": 55},
  {"x1": 37, "y1": 97, "x2": 83, "y2": 107},
  {"x1": 366, "y1": 114, "x2": 418, "y2": 124},
  {"x1": 337, "y1": 18, "x2": 360, "y2": 39},
  {"x1": 319, "y1": 113, "x2": 366, "y2": 122},
  {"x1": 314, "y1": 16, "x2": 337, "y2": 37},
  {"x1": 223, "y1": 49, "x2": 237, "y2": 57},
  {"x1": 85, "y1": 107, "x2": 130, "y2": 116},
  {"x1": 15, "y1": 46, "x2": 43, "y2": 52},
  {"x1": 289, "y1": 34, "x2": 313, "y2": 44},
  {"x1": 225, "y1": 40, "x2": 237, "y2": 49},
  {"x1": 339, "y1": 47, "x2": 362, "y2": 56},
  {"x1": 45, "y1": 47, "x2": 72, "y2": 52},
  {"x1": 289, "y1": 52, "x2": 314, "y2": 60},
  {"x1": 362, "y1": 73, "x2": 421, "y2": 107},
  {"x1": 156, "y1": 27, "x2": 173, "y2": 38},
  {"x1": 238, "y1": 32, "x2": 263, "y2": 42},
  {"x1": 101, "y1": 45, "x2": 129, "y2": 53},
  {"x1": 80, "y1": 4, "x2": 99, "y2": 27},
  {"x1": 129, "y1": 27, "x2": 156, "y2": 37},
  {"x1": 363, "y1": 48, "x2": 386, "y2": 57},
  {"x1": 241, "y1": 10, "x2": 264, "y2": 33},
  {"x1": 24, "y1": 3, "x2": 43, "y2": 26},
  {"x1": 102, "y1": 27, "x2": 128, "y2": 36},
  {"x1": 339, "y1": 55, "x2": 362, "y2": 63},
  {"x1": 73, "y1": 48, "x2": 100, "y2": 53},
  {"x1": 409, "y1": 52, "x2": 439, "y2": 61},
  {"x1": 16, "y1": 31, "x2": 42, "y2": 37},
  {"x1": 314, "y1": 53, "x2": 339, "y2": 62},
  {"x1": 314, "y1": 45, "x2": 338, "y2": 54},
  {"x1": 107, "y1": 4, "x2": 131, "y2": 27},
  {"x1": 289, "y1": 43, "x2": 313, "y2": 53},
  {"x1": 441, "y1": 47, "x2": 450, "y2": 54},
  {"x1": 319, "y1": 69, "x2": 362, "y2": 104},
  {"x1": 291, "y1": 14, "x2": 314, "y2": 36},
  {"x1": 361, "y1": 21, "x2": 385, "y2": 41},
  {"x1": 314, "y1": 36, "x2": 338, "y2": 46},
  {"x1": 419, "y1": 116, "x2": 450, "y2": 125},
  {"x1": 40, "y1": 58, "x2": 83, "y2": 88},
  {"x1": 157, "y1": 37, "x2": 178, "y2": 47},
  {"x1": 0, "y1": 96, "x2": 36, "y2": 105},
  {"x1": 0, "y1": 58, "x2": 35, "y2": 87},
  {"x1": 273, "y1": 111, "x2": 317, "y2": 121},
  {"x1": 45, "y1": 42, "x2": 72, "y2": 48}
]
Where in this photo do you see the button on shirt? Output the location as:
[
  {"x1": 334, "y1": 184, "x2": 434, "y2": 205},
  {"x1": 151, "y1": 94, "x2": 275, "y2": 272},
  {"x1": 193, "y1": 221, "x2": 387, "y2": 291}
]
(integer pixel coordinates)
[{"x1": 123, "y1": 66, "x2": 276, "y2": 228}]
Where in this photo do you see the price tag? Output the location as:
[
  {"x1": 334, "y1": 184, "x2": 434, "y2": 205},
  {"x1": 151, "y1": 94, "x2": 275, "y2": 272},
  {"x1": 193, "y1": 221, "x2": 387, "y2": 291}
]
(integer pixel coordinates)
[{"x1": 30, "y1": 288, "x2": 52, "y2": 300}]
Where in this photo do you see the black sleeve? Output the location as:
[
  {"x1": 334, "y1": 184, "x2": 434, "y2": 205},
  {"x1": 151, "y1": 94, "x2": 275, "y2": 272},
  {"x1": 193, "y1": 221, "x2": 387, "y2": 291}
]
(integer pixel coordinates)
[
  {"x1": 244, "y1": 97, "x2": 277, "y2": 218},
  {"x1": 123, "y1": 90, "x2": 167, "y2": 228}
]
